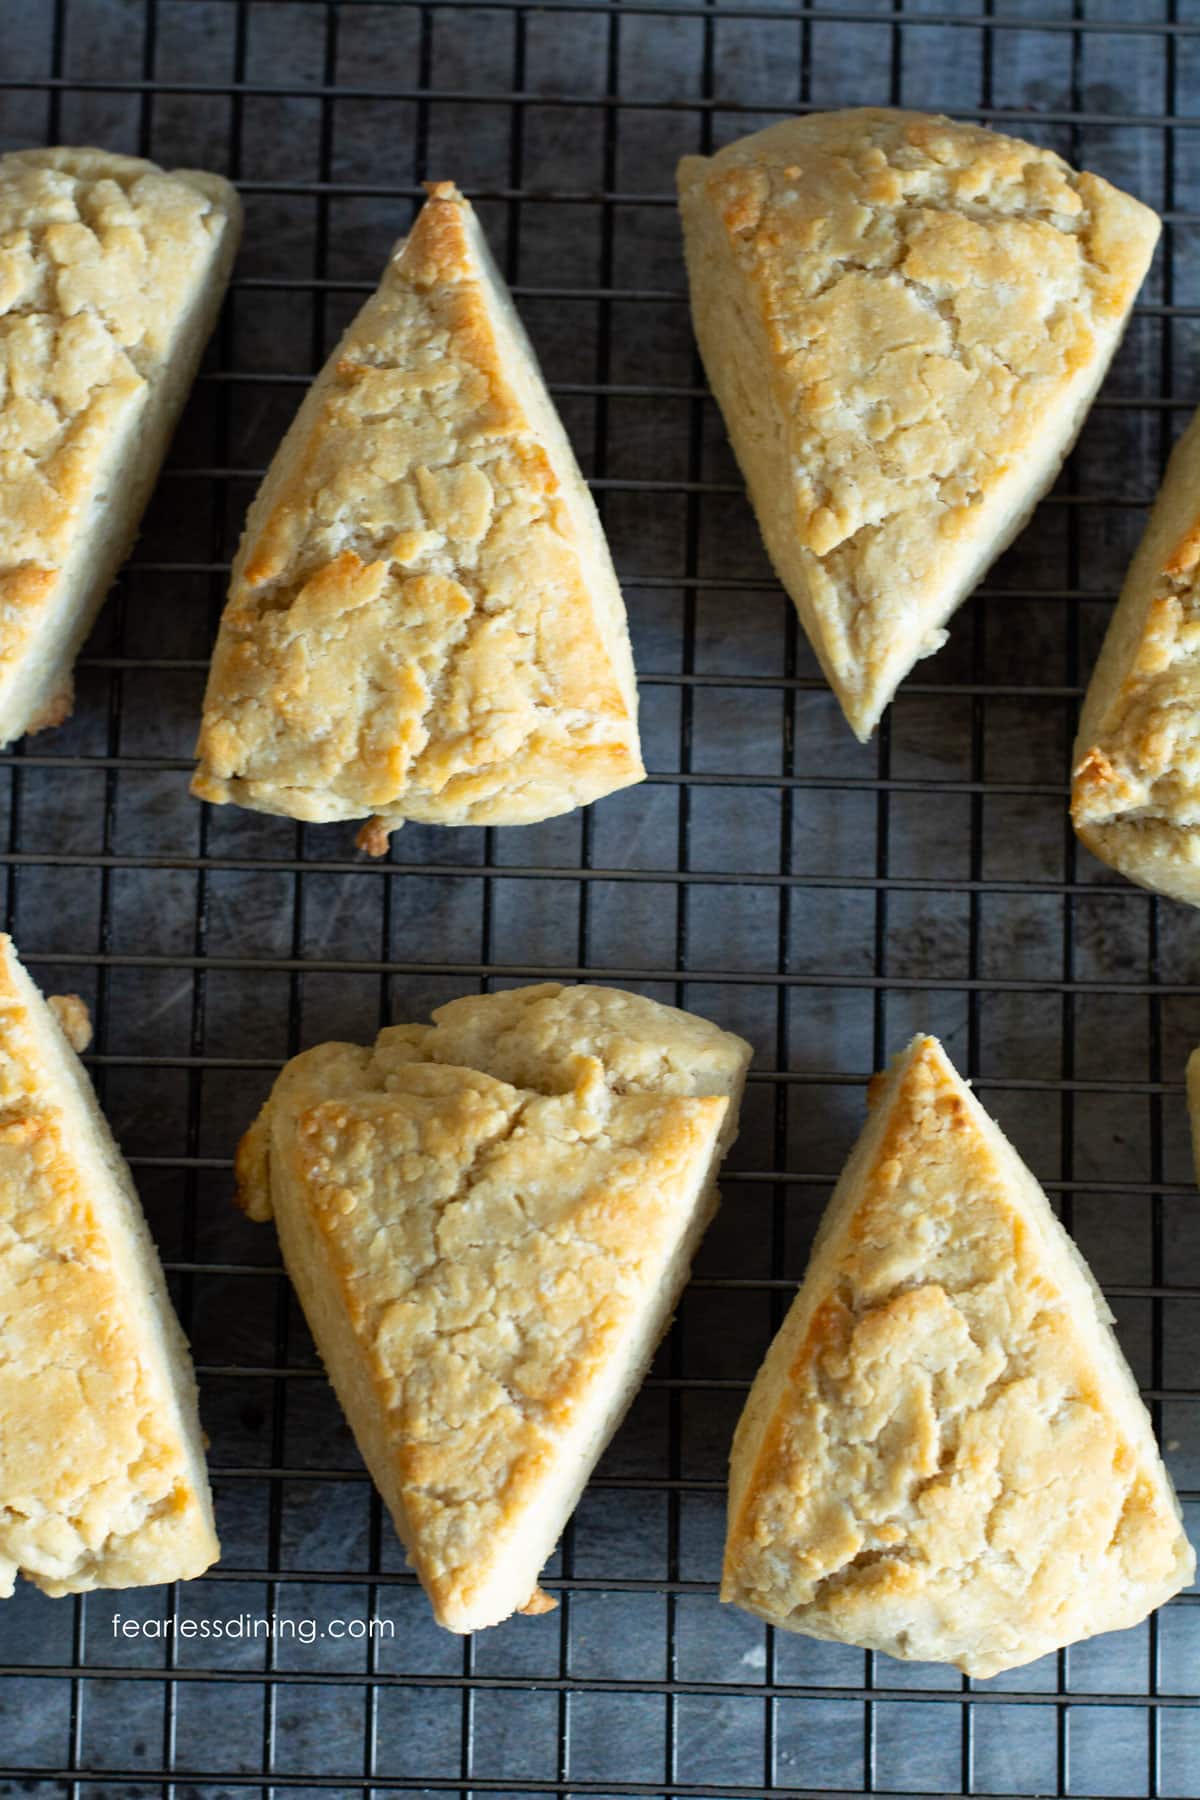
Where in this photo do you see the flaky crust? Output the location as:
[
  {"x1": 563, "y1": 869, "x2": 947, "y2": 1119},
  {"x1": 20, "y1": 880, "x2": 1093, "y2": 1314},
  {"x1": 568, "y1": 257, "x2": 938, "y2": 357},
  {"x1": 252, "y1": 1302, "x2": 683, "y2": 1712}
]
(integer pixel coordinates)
[
  {"x1": 238, "y1": 985, "x2": 751, "y2": 1632},
  {"x1": 678, "y1": 109, "x2": 1160, "y2": 739},
  {"x1": 0, "y1": 147, "x2": 241, "y2": 745},
  {"x1": 1072, "y1": 406, "x2": 1200, "y2": 903},
  {"x1": 193, "y1": 182, "x2": 643, "y2": 844},
  {"x1": 0, "y1": 934, "x2": 218, "y2": 1596},
  {"x1": 723, "y1": 1035, "x2": 1193, "y2": 1678}
]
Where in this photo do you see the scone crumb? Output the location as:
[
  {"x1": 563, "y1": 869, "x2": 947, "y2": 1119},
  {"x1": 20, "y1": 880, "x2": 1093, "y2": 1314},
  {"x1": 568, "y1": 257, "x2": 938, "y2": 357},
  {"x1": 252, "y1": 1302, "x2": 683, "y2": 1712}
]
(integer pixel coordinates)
[
  {"x1": 48, "y1": 992, "x2": 92, "y2": 1053},
  {"x1": 356, "y1": 817, "x2": 392, "y2": 858},
  {"x1": 518, "y1": 1587, "x2": 558, "y2": 1617},
  {"x1": 234, "y1": 1113, "x2": 276, "y2": 1222},
  {"x1": 233, "y1": 1179, "x2": 275, "y2": 1223}
]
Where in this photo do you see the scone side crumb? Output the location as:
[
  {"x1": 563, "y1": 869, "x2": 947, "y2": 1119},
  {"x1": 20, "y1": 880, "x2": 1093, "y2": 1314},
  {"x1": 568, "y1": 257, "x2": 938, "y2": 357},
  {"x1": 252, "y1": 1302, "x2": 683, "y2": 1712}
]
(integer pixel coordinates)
[
  {"x1": 234, "y1": 1103, "x2": 276, "y2": 1221},
  {"x1": 46, "y1": 991, "x2": 91, "y2": 1053},
  {"x1": 355, "y1": 816, "x2": 392, "y2": 857},
  {"x1": 518, "y1": 1586, "x2": 558, "y2": 1616}
]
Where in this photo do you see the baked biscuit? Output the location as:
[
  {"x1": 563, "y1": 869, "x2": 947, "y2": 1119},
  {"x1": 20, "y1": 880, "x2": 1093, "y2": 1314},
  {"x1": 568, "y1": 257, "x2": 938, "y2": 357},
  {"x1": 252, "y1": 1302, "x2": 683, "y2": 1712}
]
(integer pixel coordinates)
[
  {"x1": 0, "y1": 146, "x2": 240, "y2": 744},
  {"x1": 678, "y1": 109, "x2": 1160, "y2": 739},
  {"x1": 193, "y1": 182, "x2": 644, "y2": 850},
  {"x1": 0, "y1": 934, "x2": 219, "y2": 1596},
  {"x1": 238, "y1": 985, "x2": 751, "y2": 1631},
  {"x1": 1073, "y1": 406, "x2": 1200, "y2": 902},
  {"x1": 723, "y1": 1035, "x2": 1193, "y2": 1677}
]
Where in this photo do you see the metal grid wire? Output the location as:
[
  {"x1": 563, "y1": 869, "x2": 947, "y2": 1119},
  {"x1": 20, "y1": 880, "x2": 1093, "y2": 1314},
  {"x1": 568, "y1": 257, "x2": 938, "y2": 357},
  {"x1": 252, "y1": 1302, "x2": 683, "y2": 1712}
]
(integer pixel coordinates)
[{"x1": 0, "y1": 0, "x2": 1198, "y2": 1795}]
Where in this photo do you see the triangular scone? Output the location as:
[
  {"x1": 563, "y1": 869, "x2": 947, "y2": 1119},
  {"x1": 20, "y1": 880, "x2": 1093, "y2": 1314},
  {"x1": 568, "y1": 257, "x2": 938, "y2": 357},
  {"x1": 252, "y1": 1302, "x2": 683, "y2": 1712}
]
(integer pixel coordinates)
[
  {"x1": 193, "y1": 182, "x2": 644, "y2": 850},
  {"x1": 0, "y1": 147, "x2": 240, "y2": 744},
  {"x1": 723, "y1": 1036, "x2": 1193, "y2": 1677},
  {"x1": 0, "y1": 935, "x2": 218, "y2": 1596},
  {"x1": 240, "y1": 1066, "x2": 726, "y2": 1632},
  {"x1": 1073, "y1": 407, "x2": 1200, "y2": 903},
  {"x1": 678, "y1": 110, "x2": 1160, "y2": 739},
  {"x1": 237, "y1": 985, "x2": 751, "y2": 1631}
]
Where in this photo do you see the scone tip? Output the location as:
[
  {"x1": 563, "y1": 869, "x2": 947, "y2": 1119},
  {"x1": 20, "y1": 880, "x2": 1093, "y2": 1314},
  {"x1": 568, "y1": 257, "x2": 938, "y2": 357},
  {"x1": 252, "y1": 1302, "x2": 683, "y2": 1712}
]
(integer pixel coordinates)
[{"x1": 423, "y1": 179, "x2": 463, "y2": 203}]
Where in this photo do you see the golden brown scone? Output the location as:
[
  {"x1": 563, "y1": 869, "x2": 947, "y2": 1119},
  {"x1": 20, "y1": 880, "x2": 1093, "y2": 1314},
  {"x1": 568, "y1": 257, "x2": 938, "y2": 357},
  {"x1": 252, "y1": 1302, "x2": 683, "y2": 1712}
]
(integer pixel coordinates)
[
  {"x1": 1073, "y1": 407, "x2": 1200, "y2": 902},
  {"x1": 678, "y1": 109, "x2": 1160, "y2": 740},
  {"x1": 0, "y1": 934, "x2": 219, "y2": 1596},
  {"x1": 193, "y1": 182, "x2": 644, "y2": 849},
  {"x1": 0, "y1": 146, "x2": 241, "y2": 744},
  {"x1": 723, "y1": 1035, "x2": 1193, "y2": 1678},
  {"x1": 238, "y1": 984, "x2": 751, "y2": 1632}
]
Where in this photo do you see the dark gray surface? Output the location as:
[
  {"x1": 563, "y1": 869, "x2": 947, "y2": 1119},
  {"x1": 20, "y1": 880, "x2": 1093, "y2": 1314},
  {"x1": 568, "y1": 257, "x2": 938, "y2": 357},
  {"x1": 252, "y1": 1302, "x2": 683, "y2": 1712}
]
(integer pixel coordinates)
[{"x1": 0, "y1": 0, "x2": 1197, "y2": 1794}]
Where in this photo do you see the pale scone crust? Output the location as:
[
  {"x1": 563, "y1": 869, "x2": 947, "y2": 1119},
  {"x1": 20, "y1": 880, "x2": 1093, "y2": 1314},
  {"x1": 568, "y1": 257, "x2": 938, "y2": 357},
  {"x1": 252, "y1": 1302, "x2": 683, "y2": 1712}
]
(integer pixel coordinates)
[
  {"x1": 0, "y1": 937, "x2": 218, "y2": 1596},
  {"x1": 0, "y1": 147, "x2": 241, "y2": 738},
  {"x1": 678, "y1": 108, "x2": 1160, "y2": 738},
  {"x1": 1072, "y1": 406, "x2": 1200, "y2": 903},
  {"x1": 193, "y1": 182, "x2": 643, "y2": 840},
  {"x1": 723, "y1": 1036, "x2": 1193, "y2": 1678},
  {"x1": 238, "y1": 984, "x2": 752, "y2": 1631}
]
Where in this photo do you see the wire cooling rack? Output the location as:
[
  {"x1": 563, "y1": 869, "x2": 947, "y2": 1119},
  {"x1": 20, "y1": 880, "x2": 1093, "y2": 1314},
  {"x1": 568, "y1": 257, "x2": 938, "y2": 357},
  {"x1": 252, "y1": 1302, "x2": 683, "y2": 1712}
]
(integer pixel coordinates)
[{"x1": 1, "y1": 0, "x2": 1199, "y2": 1795}]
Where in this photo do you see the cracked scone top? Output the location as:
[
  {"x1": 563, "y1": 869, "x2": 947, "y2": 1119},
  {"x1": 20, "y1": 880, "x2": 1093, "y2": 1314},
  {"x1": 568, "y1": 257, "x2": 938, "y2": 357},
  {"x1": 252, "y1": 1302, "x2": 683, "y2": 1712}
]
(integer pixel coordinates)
[
  {"x1": 237, "y1": 984, "x2": 751, "y2": 1631},
  {"x1": 0, "y1": 933, "x2": 218, "y2": 1597},
  {"x1": 677, "y1": 109, "x2": 1160, "y2": 739},
  {"x1": 1073, "y1": 405, "x2": 1200, "y2": 904},
  {"x1": 193, "y1": 182, "x2": 644, "y2": 849},
  {"x1": 0, "y1": 146, "x2": 240, "y2": 745},
  {"x1": 722, "y1": 1035, "x2": 1193, "y2": 1678}
]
